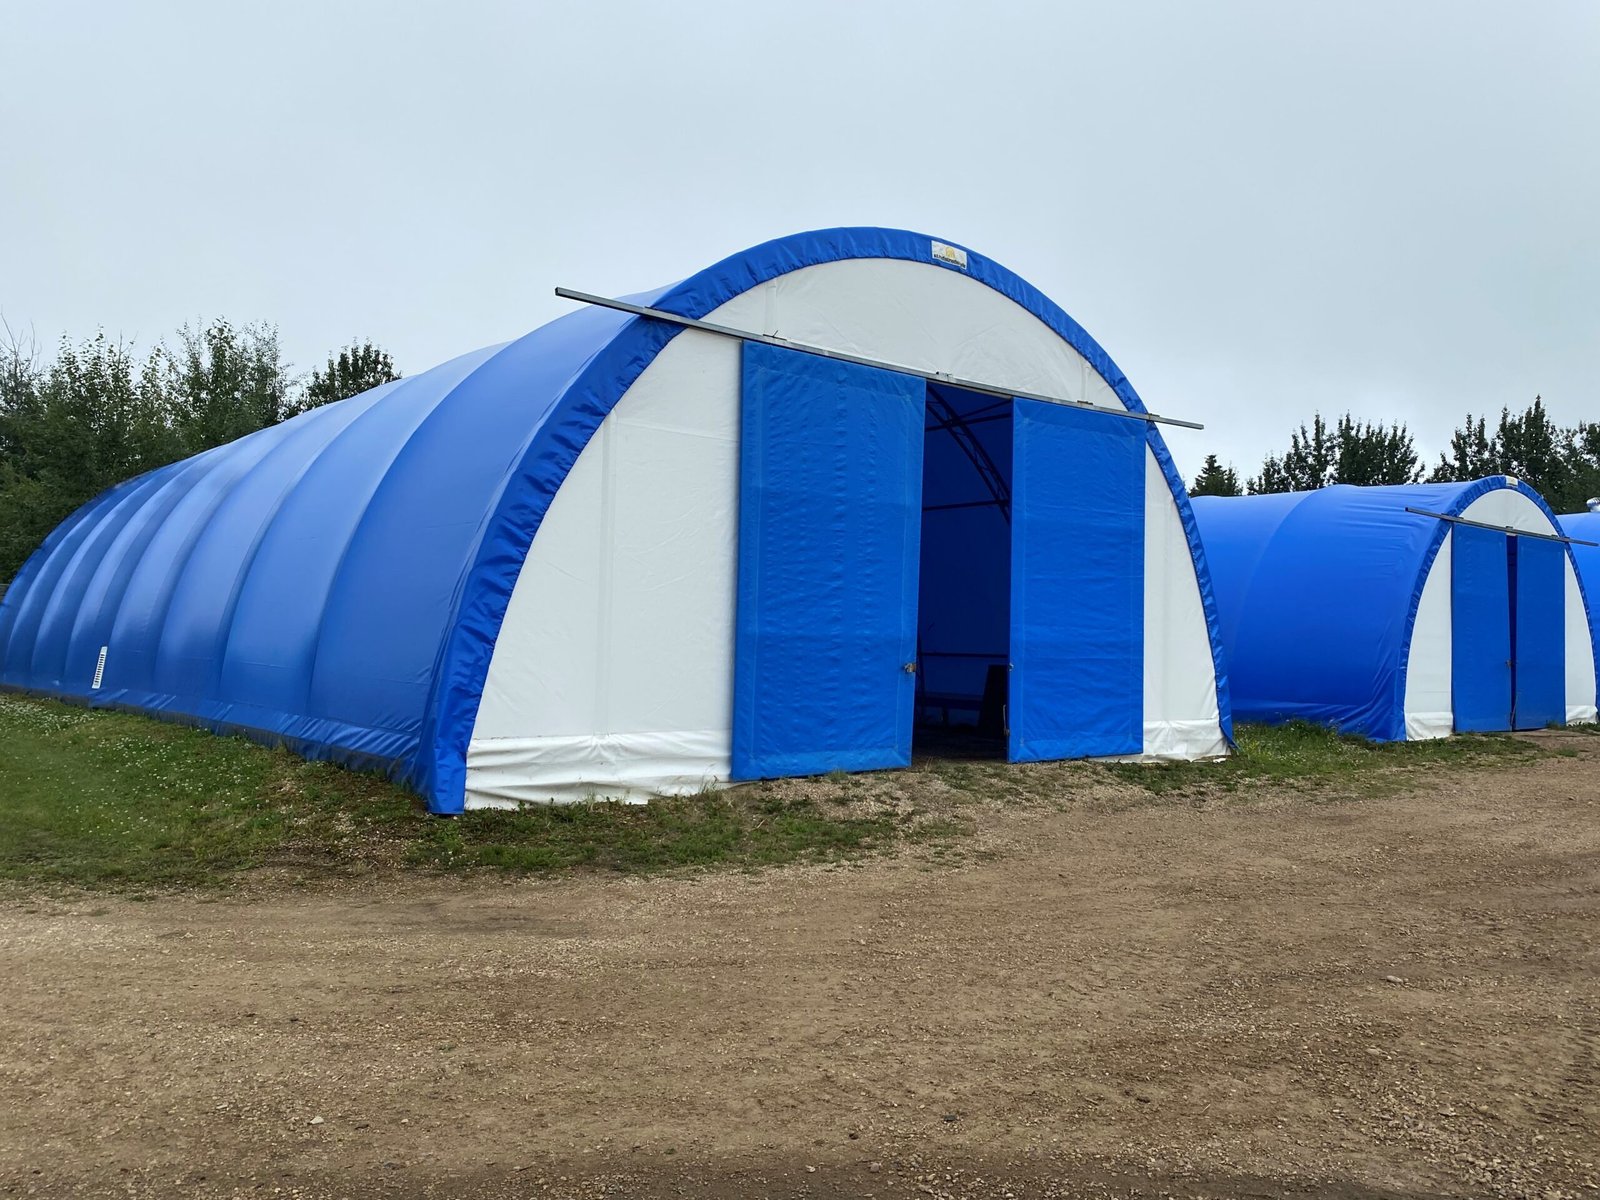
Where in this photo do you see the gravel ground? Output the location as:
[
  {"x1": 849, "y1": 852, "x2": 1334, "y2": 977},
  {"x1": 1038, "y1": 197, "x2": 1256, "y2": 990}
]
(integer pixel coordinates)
[{"x1": 1, "y1": 733, "x2": 1597, "y2": 1199}]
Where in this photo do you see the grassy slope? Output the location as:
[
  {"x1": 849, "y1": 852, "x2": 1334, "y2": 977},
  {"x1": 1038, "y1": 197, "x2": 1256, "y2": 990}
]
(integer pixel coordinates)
[
  {"x1": 0, "y1": 694, "x2": 1578, "y2": 891},
  {"x1": 0, "y1": 696, "x2": 898, "y2": 888}
]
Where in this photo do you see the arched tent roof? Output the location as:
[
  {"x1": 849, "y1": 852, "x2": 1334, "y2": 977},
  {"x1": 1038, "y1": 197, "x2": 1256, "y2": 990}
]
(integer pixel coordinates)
[
  {"x1": 0, "y1": 227, "x2": 1231, "y2": 811},
  {"x1": 1558, "y1": 510, "x2": 1600, "y2": 692},
  {"x1": 1193, "y1": 478, "x2": 1595, "y2": 739}
]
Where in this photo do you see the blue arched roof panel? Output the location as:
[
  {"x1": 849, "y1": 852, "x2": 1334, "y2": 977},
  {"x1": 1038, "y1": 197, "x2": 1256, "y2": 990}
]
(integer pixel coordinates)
[
  {"x1": 0, "y1": 227, "x2": 1229, "y2": 810},
  {"x1": 1193, "y1": 478, "x2": 1568, "y2": 740}
]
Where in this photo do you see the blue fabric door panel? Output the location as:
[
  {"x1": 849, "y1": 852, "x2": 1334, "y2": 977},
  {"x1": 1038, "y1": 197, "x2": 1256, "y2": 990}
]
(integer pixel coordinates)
[
  {"x1": 1513, "y1": 535, "x2": 1566, "y2": 730},
  {"x1": 1451, "y1": 524, "x2": 1512, "y2": 732},
  {"x1": 1008, "y1": 399, "x2": 1144, "y2": 762},
  {"x1": 732, "y1": 342, "x2": 925, "y2": 780}
]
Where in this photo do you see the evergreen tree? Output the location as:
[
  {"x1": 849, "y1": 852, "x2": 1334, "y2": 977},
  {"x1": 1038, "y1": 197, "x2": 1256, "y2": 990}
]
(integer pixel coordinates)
[
  {"x1": 1429, "y1": 413, "x2": 1497, "y2": 482},
  {"x1": 1494, "y1": 396, "x2": 1565, "y2": 498},
  {"x1": 1249, "y1": 413, "x2": 1335, "y2": 493},
  {"x1": 1190, "y1": 454, "x2": 1242, "y2": 497},
  {"x1": 1333, "y1": 414, "x2": 1421, "y2": 486},
  {"x1": 1554, "y1": 421, "x2": 1600, "y2": 513},
  {"x1": 1429, "y1": 397, "x2": 1592, "y2": 510},
  {"x1": 1250, "y1": 412, "x2": 1419, "y2": 493}
]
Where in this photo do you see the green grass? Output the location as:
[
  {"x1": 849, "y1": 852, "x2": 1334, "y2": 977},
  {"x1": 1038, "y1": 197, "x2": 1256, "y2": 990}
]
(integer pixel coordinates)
[
  {"x1": 0, "y1": 695, "x2": 1572, "y2": 892},
  {"x1": 411, "y1": 791, "x2": 895, "y2": 873},
  {"x1": 0, "y1": 695, "x2": 412, "y2": 888},
  {"x1": 0, "y1": 695, "x2": 896, "y2": 890},
  {"x1": 1104, "y1": 719, "x2": 1542, "y2": 799}
]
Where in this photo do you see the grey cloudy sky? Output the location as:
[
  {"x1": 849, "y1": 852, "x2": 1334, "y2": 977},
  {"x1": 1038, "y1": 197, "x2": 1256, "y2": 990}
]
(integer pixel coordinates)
[{"x1": 2, "y1": 0, "x2": 1596, "y2": 482}]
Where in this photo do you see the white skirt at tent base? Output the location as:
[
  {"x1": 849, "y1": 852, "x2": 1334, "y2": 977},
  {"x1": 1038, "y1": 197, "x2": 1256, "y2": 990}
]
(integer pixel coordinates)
[
  {"x1": 0, "y1": 228, "x2": 1232, "y2": 813},
  {"x1": 1192, "y1": 479, "x2": 1598, "y2": 740}
]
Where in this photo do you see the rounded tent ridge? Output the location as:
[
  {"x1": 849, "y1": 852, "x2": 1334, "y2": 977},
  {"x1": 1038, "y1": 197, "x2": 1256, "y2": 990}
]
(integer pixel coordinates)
[
  {"x1": 0, "y1": 227, "x2": 1232, "y2": 813},
  {"x1": 1193, "y1": 478, "x2": 1598, "y2": 740},
  {"x1": 1557, "y1": 509, "x2": 1600, "y2": 696}
]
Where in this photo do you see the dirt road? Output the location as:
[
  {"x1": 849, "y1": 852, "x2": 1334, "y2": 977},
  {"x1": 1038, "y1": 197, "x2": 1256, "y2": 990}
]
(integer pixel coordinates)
[{"x1": 2, "y1": 735, "x2": 1598, "y2": 1199}]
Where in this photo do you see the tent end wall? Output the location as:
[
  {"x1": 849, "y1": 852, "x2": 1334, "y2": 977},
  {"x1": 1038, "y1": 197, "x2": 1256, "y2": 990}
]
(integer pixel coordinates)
[
  {"x1": 1404, "y1": 483, "x2": 1596, "y2": 737},
  {"x1": 464, "y1": 249, "x2": 1229, "y2": 806}
]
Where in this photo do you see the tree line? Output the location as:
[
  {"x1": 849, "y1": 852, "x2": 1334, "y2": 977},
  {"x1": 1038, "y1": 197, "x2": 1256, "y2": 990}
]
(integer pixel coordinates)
[
  {"x1": 1190, "y1": 398, "x2": 1600, "y2": 513},
  {"x1": 2, "y1": 317, "x2": 1596, "y2": 597},
  {"x1": 0, "y1": 320, "x2": 398, "y2": 592}
]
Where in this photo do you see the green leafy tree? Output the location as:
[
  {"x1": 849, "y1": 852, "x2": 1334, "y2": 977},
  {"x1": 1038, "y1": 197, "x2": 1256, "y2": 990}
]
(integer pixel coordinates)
[
  {"x1": 1190, "y1": 454, "x2": 1242, "y2": 497},
  {"x1": 0, "y1": 319, "x2": 401, "y2": 593},
  {"x1": 0, "y1": 330, "x2": 178, "y2": 590},
  {"x1": 302, "y1": 341, "x2": 401, "y2": 411},
  {"x1": 162, "y1": 319, "x2": 292, "y2": 454}
]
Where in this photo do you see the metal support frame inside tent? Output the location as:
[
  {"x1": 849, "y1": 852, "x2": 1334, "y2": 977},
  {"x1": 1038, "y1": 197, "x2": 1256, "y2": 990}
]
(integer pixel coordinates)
[
  {"x1": 925, "y1": 387, "x2": 1011, "y2": 521},
  {"x1": 555, "y1": 288, "x2": 1203, "y2": 431},
  {"x1": 1405, "y1": 506, "x2": 1599, "y2": 547}
]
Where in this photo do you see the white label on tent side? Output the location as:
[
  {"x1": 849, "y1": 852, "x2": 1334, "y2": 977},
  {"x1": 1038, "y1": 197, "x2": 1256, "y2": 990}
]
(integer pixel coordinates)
[
  {"x1": 931, "y1": 240, "x2": 968, "y2": 270},
  {"x1": 92, "y1": 645, "x2": 108, "y2": 690}
]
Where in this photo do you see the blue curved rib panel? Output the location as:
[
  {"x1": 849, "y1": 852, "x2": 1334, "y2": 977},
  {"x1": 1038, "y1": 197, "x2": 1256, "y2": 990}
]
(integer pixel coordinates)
[
  {"x1": 0, "y1": 228, "x2": 1229, "y2": 810},
  {"x1": 1193, "y1": 478, "x2": 1572, "y2": 740}
]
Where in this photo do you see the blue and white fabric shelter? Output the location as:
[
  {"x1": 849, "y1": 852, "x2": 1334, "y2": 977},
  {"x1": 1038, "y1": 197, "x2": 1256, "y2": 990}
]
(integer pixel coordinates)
[
  {"x1": 0, "y1": 228, "x2": 1231, "y2": 812},
  {"x1": 1193, "y1": 479, "x2": 1597, "y2": 740}
]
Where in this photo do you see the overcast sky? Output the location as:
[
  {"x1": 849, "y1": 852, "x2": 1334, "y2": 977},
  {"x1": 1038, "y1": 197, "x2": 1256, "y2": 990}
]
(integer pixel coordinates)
[{"x1": 2, "y1": 0, "x2": 1596, "y2": 481}]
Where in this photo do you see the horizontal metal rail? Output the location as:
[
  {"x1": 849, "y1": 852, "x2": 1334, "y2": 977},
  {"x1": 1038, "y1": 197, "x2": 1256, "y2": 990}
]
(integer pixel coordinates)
[
  {"x1": 555, "y1": 287, "x2": 1203, "y2": 431},
  {"x1": 1404, "y1": 506, "x2": 1598, "y2": 547}
]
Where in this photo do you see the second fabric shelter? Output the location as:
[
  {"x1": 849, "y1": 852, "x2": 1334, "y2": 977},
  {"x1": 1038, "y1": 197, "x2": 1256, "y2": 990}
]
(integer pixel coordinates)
[{"x1": 1192, "y1": 478, "x2": 1597, "y2": 739}]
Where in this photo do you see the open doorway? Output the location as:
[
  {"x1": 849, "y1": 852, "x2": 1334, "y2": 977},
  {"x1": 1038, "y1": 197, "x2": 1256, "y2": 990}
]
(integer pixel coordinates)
[{"x1": 914, "y1": 384, "x2": 1013, "y2": 759}]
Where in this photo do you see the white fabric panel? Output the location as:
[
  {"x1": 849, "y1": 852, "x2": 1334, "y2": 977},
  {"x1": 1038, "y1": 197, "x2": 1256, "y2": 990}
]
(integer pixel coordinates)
[
  {"x1": 466, "y1": 730, "x2": 726, "y2": 807},
  {"x1": 732, "y1": 260, "x2": 1122, "y2": 411},
  {"x1": 1403, "y1": 531, "x2": 1453, "y2": 740},
  {"x1": 1457, "y1": 486, "x2": 1554, "y2": 534},
  {"x1": 1564, "y1": 561, "x2": 1598, "y2": 722},
  {"x1": 467, "y1": 257, "x2": 1224, "y2": 807},
  {"x1": 1141, "y1": 447, "x2": 1227, "y2": 759},
  {"x1": 468, "y1": 331, "x2": 741, "y2": 805}
]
